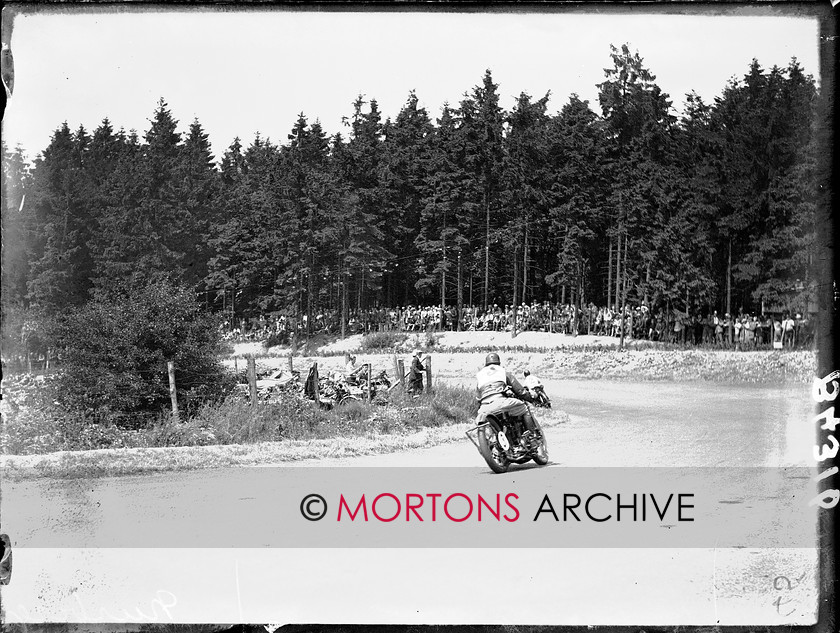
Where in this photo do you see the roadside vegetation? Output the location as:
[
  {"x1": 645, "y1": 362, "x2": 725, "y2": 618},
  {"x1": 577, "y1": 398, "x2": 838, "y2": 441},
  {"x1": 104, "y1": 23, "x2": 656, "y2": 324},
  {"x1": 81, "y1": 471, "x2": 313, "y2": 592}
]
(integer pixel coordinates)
[
  {"x1": 2, "y1": 376, "x2": 479, "y2": 455},
  {"x1": 0, "y1": 380, "x2": 542, "y2": 479}
]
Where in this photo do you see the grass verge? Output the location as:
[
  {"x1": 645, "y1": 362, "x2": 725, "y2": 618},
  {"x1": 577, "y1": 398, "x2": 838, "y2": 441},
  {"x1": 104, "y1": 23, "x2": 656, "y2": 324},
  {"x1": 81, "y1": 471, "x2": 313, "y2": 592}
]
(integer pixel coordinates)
[{"x1": 1, "y1": 398, "x2": 569, "y2": 480}]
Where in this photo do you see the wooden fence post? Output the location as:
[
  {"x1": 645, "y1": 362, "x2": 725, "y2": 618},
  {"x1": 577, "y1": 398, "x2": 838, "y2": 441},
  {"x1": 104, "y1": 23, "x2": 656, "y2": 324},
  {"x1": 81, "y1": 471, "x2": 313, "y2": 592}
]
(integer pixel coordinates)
[
  {"x1": 313, "y1": 362, "x2": 320, "y2": 405},
  {"x1": 287, "y1": 354, "x2": 293, "y2": 374},
  {"x1": 424, "y1": 355, "x2": 432, "y2": 393},
  {"x1": 247, "y1": 356, "x2": 258, "y2": 405},
  {"x1": 392, "y1": 354, "x2": 401, "y2": 387},
  {"x1": 366, "y1": 363, "x2": 372, "y2": 401},
  {"x1": 397, "y1": 360, "x2": 406, "y2": 389},
  {"x1": 167, "y1": 360, "x2": 179, "y2": 420}
]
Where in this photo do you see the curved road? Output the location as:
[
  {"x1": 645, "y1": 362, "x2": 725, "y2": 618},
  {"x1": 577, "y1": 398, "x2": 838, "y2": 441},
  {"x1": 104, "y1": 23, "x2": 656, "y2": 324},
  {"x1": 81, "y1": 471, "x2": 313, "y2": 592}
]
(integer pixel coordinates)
[{"x1": 1, "y1": 379, "x2": 821, "y2": 626}]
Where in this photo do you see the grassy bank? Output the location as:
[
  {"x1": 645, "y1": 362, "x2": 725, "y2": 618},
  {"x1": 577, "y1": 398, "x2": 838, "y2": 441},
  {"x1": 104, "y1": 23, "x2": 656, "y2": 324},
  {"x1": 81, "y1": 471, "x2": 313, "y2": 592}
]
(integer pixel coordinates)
[
  {"x1": 1, "y1": 382, "x2": 479, "y2": 456},
  {"x1": 1, "y1": 393, "x2": 569, "y2": 479}
]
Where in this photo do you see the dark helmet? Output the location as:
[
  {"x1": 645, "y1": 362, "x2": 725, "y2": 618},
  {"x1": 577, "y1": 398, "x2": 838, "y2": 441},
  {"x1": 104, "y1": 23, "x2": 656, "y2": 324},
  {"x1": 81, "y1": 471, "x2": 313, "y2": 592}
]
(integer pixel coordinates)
[
  {"x1": 523, "y1": 369, "x2": 530, "y2": 377},
  {"x1": 485, "y1": 352, "x2": 501, "y2": 366}
]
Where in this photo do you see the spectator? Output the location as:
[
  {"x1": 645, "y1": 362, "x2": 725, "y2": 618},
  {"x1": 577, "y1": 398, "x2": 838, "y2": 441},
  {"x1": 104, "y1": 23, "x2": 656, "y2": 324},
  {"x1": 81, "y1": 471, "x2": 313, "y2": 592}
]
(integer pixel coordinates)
[
  {"x1": 408, "y1": 349, "x2": 425, "y2": 394},
  {"x1": 783, "y1": 313, "x2": 796, "y2": 347}
]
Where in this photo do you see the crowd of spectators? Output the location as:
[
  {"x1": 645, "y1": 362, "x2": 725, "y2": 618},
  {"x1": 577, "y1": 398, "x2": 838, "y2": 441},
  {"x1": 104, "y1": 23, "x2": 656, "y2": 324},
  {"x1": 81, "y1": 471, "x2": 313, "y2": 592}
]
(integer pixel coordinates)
[{"x1": 222, "y1": 302, "x2": 812, "y2": 349}]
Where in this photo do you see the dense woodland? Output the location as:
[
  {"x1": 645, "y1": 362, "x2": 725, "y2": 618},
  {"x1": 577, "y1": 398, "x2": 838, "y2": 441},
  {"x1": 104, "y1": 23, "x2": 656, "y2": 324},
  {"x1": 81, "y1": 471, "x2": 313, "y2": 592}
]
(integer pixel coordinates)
[{"x1": 1, "y1": 46, "x2": 821, "y2": 346}]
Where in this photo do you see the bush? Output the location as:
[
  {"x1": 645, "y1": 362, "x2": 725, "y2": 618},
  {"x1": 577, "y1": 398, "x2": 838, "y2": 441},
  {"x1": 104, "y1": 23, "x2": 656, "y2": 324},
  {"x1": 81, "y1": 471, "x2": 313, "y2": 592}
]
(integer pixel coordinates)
[
  {"x1": 360, "y1": 331, "x2": 407, "y2": 350},
  {"x1": 263, "y1": 330, "x2": 290, "y2": 349},
  {"x1": 46, "y1": 280, "x2": 234, "y2": 426}
]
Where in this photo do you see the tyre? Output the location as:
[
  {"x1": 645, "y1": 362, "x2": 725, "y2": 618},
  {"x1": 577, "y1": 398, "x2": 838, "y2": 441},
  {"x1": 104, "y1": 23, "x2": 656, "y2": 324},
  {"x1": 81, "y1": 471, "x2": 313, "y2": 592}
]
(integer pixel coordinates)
[
  {"x1": 530, "y1": 418, "x2": 549, "y2": 466},
  {"x1": 338, "y1": 394, "x2": 361, "y2": 406},
  {"x1": 477, "y1": 417, "x2": 510, "y2": 474}
]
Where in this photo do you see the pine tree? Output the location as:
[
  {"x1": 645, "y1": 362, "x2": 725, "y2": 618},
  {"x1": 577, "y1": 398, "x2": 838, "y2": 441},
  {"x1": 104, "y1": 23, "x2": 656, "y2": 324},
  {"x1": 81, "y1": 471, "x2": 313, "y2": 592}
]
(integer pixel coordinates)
[
  {"x1": 458, "y1": 70, "x2": 505, "y2": 308},
  {"x1": 380, "y1": 91, "x2": 434, "y2": 306},
  {"x1": 333, "y1": 96, "x2": 392, "y2": 311},
  {"x1": 545, "y1": 95, "x2": 608, "y2": 306},
  {"x1": 501, "y1": 91, "x2": 551, "y2": 308},
  {"x1": 176, "y1": 118, "x2": 219, "y2": 289},
  {"x1": 27, "y1": 123, "x2": 95, "y2": 311},
  {"x1": 415, "y1": 104, "x2": 471, "y2": 317},
  {"x1": 597, "y1": 44, "x2": 679, "y2": 316}
]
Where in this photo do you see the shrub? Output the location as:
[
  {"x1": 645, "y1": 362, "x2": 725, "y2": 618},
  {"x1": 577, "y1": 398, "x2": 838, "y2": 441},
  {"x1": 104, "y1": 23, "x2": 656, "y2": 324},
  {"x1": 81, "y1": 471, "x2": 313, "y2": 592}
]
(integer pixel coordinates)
[
  {"x1": 263, "y1": 330, "x2": 290, "y2": 349},
  {"x1": 360, "y1": 331, "x2": 407, "y2": 350},
  {"x1": 46, "y1": 280, "x2": 235, "y2": 427},
  {"x1": 425, "y1": 332, "x2": 442, "y2": 349}
]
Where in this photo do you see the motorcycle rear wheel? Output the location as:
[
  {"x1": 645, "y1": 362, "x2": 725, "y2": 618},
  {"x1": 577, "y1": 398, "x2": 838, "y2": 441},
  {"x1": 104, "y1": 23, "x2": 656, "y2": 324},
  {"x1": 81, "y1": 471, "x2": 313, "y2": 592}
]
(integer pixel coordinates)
[{"x1": 477, "y1": 421, "x2": 510, "y2": 474}]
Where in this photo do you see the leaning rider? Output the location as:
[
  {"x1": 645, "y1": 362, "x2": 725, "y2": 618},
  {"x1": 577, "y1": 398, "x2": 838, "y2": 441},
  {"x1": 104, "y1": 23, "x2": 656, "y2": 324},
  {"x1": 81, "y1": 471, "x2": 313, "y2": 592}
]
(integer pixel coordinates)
[
  {"x1": 475, "y1": 352, "x2": 539, "y2": 446},
  {"x1": 521, "y1": 369, "x2": 543, "y2": 393}
]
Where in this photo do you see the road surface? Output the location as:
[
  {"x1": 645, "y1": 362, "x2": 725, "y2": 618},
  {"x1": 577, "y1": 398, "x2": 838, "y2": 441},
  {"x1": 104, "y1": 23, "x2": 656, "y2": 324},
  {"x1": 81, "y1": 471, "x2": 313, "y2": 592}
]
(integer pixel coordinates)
[{"x1": 0, "y1": 379, "x2": 822, "y2": 626}]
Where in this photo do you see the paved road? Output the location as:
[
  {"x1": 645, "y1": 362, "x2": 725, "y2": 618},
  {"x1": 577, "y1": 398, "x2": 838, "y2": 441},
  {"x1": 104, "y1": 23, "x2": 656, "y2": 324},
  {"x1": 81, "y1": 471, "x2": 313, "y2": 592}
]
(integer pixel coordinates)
[
  {"x1": 0, "y1": 379, "x2": 821, "y2": 626},
  {"x1": 297, "y1": 379, "x2": 814, "y2": 468}
]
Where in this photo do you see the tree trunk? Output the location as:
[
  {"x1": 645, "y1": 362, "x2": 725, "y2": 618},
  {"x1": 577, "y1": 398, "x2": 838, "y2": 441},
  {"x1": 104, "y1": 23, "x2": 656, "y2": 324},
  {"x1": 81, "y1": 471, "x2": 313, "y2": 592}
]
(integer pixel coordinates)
[
  {"x1": 726, "y1": 238, "x2": 732, "y2": 344},
  {"x1": 484, "y1": 186, "x2": 490, "y2": 310},
  {"x1": 358, "y1": 266, "x2": 364, "y2": 311},
  {"x1": 306, "y1": 250, "x2": 314, "y2": 338},
  {"x1": 513, "y1": 245, "x2": 519, "y2": 336},
  {"x1": 341, "y1": 281, "x2": 347, "y2": 339},
  {"x1": 457, "y1": 253, "x2": 463, "y2": 331},
  {"x1": 607, "y1": 233, "x2": 613, "y2": 310},
  {"x1": 441, "y1": 205, "x2": 446, "y2": 317},
  {"x1": 615, "y1": 225, "x2": 622, "y2": 311},
  {"x1": 522, "y1": 221, "x2": 529, "y2": 305},
  {"x1": 623, "y1": 231, "x2": 629, "y2": 304},
  {"x1": 340, "y1": 261, "x2": 347, "y2": 339}
]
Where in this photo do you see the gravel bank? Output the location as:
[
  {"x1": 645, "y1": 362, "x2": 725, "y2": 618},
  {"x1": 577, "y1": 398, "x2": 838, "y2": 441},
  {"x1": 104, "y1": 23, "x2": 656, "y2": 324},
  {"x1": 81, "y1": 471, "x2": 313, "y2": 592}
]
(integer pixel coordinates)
[{"x1": 244, "y1": 349, "x2": 816, "y2": 385}]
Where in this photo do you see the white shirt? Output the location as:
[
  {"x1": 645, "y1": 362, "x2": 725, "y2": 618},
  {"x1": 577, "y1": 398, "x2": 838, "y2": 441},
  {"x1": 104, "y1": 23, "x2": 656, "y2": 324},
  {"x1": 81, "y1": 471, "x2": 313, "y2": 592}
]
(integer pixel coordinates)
[{"x1": 522, "y1": 375, "x2": 543, "y2": 390}]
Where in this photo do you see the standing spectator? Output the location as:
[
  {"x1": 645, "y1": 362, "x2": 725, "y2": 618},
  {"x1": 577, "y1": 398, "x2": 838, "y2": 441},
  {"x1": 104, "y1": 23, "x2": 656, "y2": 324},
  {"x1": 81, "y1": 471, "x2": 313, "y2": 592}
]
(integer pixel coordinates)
[
  {"x1": 672, "y1": 311, "x2": 684, "y2": 344},
  {"x1": 773, "y1": 316, "x2": 784, "y2": 347},
  {"x1": 743, "y1": 314, "x2": 756, "y2": 349},
  {"x1": 782, "y1": 313, "x2": 796, "y2": 347},
  {"x1": 733, "y1": 315, "x2": 744, "y2": 350},
  {"x1": 713, "y1": 311, "x2": 724, "y2": 346},
  {"x1": 408, "y1": 349, "x2": 425, "y2": 394}
]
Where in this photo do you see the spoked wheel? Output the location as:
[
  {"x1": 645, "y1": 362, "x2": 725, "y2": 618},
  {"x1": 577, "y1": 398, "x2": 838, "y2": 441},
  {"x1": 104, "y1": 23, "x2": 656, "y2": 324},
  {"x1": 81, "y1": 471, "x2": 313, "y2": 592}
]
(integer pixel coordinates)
[
  {"x1": 477, "y1": 420, "x2": 510, "y2": 474},
  {"x1": 530, "y1": 419, "x2": 550, "y2": 466}
]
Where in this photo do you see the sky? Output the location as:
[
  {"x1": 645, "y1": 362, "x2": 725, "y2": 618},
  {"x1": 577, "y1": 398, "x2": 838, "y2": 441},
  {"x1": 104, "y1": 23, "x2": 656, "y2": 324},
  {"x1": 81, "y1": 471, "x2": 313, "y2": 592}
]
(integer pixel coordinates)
[{"x1": 1, "y1": 6, "x2": 822, "y2": 162}]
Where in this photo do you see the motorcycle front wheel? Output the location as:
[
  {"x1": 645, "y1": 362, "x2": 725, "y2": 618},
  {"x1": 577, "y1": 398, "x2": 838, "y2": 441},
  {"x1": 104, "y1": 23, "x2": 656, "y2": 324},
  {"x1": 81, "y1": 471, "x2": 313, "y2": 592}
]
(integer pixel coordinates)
[
  {"x1": 477, "y1": 420, "x2": 510, "y2": 474},
  {"x1": 531, "y1": 418, "x2": 550, "y2": 466}
]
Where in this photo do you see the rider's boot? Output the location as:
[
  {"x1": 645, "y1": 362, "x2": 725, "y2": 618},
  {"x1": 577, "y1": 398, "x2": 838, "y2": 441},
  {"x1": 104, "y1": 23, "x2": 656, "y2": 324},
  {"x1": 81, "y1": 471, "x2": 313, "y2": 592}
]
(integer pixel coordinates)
[
  {"x1": 520, "y1": 411, "x2": 540, "y2": 448},
  {"x1": 523, "y1": 410, "x2": 538, "y2": 434}
]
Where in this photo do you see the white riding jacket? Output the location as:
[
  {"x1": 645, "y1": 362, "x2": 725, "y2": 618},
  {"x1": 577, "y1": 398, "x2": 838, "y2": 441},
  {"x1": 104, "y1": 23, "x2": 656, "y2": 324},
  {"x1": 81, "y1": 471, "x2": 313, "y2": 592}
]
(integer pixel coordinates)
[{"x1": 475, "y1": 365, "x2": 526, "y2": 404}]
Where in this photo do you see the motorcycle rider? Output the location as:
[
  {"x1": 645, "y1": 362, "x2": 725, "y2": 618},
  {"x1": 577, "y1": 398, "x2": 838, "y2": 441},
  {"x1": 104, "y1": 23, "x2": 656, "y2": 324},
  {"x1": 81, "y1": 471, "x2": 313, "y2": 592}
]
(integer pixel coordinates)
[
  {"x1": 522, "y1": 369, "x2": 549, "y2": 406},
  {"x1": 475, "y1": 352, "x2": 539, "y2": 446},
  {"x1": 521, "y1": 369, "x2": 543, "y2": 392}
]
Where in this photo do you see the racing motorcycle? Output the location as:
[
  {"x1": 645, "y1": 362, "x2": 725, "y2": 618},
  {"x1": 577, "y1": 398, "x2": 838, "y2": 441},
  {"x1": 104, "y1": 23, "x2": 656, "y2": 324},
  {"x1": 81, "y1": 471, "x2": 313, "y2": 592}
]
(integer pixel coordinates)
[
  {"x1": 524, "y1": 384, "x2": 551, "y2": 408},
  {"x1": 465, "y1": 392, "x2": 549, "y2": 474}
]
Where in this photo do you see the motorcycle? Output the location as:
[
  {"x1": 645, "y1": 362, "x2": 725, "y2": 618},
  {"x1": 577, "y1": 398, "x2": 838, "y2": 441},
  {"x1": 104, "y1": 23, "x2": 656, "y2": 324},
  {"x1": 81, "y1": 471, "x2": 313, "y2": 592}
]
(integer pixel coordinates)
[
  {"x1": 465, "y1": 394, "x2": 549, "y2": 474},
  {"x1": 524, "y1": 385, "x2": 551, "y2": 408}
]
